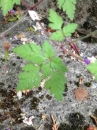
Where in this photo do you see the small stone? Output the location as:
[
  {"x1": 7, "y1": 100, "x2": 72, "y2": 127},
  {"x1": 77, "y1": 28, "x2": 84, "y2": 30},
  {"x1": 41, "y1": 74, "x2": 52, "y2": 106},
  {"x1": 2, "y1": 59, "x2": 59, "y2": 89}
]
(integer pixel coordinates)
[
  {"x1": 21, "y1": 38, "x2": 28, "y2": 42},
  {"x1": 74, "y1": 87, "x2": 88, "y2": 100},
  {"x1": 86, "y1": 126, "x2": 96, "y2": 130},
  {"x1": 17, "y1": 91, "x2": 22, "y2": 100}
]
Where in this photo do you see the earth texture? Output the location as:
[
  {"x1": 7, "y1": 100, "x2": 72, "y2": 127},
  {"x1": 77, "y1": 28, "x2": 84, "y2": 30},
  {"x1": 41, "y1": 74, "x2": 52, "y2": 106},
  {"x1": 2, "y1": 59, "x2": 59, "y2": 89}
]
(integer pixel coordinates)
[{"x1": 0, "y1": 0, "x2": 97, "y2": 130}]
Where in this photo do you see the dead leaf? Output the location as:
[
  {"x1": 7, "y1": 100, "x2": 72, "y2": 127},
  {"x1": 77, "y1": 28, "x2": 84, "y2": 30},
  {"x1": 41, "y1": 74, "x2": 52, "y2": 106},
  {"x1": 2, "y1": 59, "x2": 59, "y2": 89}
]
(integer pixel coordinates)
[{"x1": 74, "y1": 87, "x2": 88, "y2": 100}]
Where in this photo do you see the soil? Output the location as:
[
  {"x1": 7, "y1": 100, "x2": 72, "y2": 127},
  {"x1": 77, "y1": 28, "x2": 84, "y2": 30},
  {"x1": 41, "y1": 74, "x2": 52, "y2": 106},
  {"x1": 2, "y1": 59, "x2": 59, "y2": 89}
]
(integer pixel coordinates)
[{"x1": 0, "y1": 1, "x2": 97, "y2": 130}]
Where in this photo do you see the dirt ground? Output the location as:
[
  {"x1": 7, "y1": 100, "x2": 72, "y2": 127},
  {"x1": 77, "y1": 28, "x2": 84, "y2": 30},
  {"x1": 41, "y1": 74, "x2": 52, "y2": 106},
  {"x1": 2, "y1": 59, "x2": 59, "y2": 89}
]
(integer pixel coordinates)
[{"x1": 0, "y1": 1, "x2": 97, "y2": 130}]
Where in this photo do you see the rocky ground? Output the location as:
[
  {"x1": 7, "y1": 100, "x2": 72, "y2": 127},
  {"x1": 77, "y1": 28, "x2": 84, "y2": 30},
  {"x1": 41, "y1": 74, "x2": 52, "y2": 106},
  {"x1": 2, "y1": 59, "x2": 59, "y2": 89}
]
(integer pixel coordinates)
[{"x1": 0, "y1": 1, "x2": 97, "y2": 130}]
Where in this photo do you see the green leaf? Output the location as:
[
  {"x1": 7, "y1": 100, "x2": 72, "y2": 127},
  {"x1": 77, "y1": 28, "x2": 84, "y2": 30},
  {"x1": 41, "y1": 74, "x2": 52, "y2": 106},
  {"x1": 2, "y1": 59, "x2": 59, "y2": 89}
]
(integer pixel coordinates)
[
  {"x1": 13, "y1": 43, "x2": 45, "y2": 64},
  {"x1": 41, "y1": 63, "x2": 53, "y2": 78},
  {"x1": 42, "y1": 41, "x2": 56, "y2": 58},
  {"x1": 49, "y1": 30, "x2": 64, "y2": 41},
  {"x1": 63, "y1": 23, "x2": 77, "y2": 36},
  {"x1": 57, "y1": 0, "x2": 76, "y2": 20},
  {"x1": 1, "y1": 0, "x2": 13, "y2": 16},
  {"x1": 16, "y1": 64, "x2": 41, "y2": 91},
  {"x1": 45, "y1": 72, "x2": 67, "y2": 101},
  {"x1": 48, "y1": 9, "x2": 63, "y2": 30},
  {"x1": 51, "y1": 57, "x2": 68, "y2": 72},
  {"x1": 86, "y1": 61, "x2": 97, "y2": 80},
  {"x1": 0, "y1": 0, "x2": 20, "y2": 16}
]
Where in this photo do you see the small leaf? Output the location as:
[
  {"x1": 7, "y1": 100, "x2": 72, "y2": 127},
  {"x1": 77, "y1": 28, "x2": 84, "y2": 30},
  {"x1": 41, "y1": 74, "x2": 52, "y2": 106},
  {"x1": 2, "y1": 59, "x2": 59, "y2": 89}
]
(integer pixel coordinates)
[
  {"x1": 48, "y1": 9, "x2": 63, "y2": 30},
  {"x1": 13, "y1": 43, "x2": 45, "y2": 64},
  {"x1": 49, "y1": 30, "x2": 64, "y2": 41},
  {"x1": 45, "y1": 72, "x2": 67, "y2": 101},
  {"x1": 63, "y1": 23, "x2": 77, "y2": 36},
  {"x1": 42, "y1": 41, "x2": 56, "y2": 58},
  {"x1": 57, "y1": 0, "x2": 76, "y2": 20},
  {"x1": 86, "y1": 61, "x2": 97, "y2": 80},
  {"x1": 57, "y1": 0, "x2": 64, "y2": 9}
]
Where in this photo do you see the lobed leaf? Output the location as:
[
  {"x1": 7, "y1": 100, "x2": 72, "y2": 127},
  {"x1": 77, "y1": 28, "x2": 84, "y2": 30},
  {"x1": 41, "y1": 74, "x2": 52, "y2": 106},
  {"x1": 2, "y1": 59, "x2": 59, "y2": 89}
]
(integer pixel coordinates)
[
  {"x1": 48, "y1": 9, "x2": 63, "y2": 30},
  {"x1": 63, "y1": 23, "x2": 77, "y2": 36},
  {"x1": 57, "y1": 0, "x2": 76, "y2": 20},
  {"x1": 13, "y1": 40, "x2": 68, "y2": 101}
]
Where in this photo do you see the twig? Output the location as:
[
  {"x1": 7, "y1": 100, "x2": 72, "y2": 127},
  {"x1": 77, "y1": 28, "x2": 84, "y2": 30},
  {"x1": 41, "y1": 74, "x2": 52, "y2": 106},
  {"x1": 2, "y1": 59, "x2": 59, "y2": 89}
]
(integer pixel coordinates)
[
  {"x1": 21, "y1": 0, "x2": 31, "y2": 9},
  {"x1": 63, "y1": 48, "x2": 83, "y2": 61},
  {"x1": 0, "y1": 11, "x2": 28, "y2": 39},
  {"x1": 90, "y1": 115, "x2": 97, "y2": 126},
  {"x1": 51, "y1": 114, "x2": 59, "y2": 130},
  {"x1": 73, "y1": 30, "x2": 97, "y2": 42},
  {"x1": 30, "y1": 0, "x2": 44, "y2": 10}
]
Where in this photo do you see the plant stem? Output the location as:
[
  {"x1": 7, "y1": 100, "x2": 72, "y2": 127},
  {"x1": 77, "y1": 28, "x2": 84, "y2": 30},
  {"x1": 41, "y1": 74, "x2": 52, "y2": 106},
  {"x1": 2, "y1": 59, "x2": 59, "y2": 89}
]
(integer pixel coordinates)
[
  {"x1": 21, "y1": 0, "x2": 31, "y2": 9},
  {"x1": 62, "y1": 48, "x2": 83, "y2": 61},
  {"x1": 38, "y1": 20, "x2": 59, "y2": 46},
  {"x1": 73, "y1": 30, "x2": 97, "y2": 42},
  {"x1": 30, "y1": 0, "x2": 44, "y2": 10},
  {"x1": 4, "y1": 50, "x2": 8, "y2": 62}
]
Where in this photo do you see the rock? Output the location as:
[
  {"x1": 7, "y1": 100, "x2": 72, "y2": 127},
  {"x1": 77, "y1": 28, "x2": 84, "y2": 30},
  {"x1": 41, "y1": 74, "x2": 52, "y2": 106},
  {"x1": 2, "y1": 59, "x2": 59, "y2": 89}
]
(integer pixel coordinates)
[{"x1": 74, "y1": 87, "x2": 89, "y2": 100}]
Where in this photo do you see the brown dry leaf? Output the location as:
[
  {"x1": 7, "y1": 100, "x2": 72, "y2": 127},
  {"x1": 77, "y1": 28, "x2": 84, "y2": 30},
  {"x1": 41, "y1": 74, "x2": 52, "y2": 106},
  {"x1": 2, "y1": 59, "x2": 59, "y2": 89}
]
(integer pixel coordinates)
[{"x1": 74, "y1": 87, "x2": 88, "y2": 100}]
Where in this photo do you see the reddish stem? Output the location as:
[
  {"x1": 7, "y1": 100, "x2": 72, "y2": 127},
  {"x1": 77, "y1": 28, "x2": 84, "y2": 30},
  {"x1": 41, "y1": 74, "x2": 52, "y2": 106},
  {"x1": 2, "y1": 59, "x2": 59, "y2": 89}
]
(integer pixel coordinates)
[
  {"x1": 21, "y1": 0, "x2": 31, "y2": 9},
  {"x1": 30, "y1": 0, "x2": 44, "y2": 10}
]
